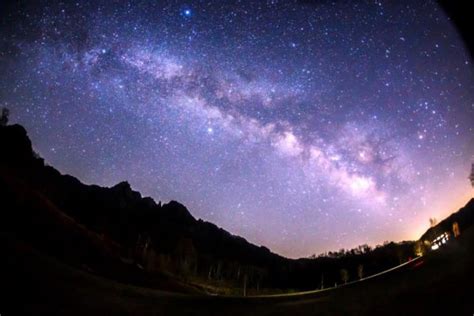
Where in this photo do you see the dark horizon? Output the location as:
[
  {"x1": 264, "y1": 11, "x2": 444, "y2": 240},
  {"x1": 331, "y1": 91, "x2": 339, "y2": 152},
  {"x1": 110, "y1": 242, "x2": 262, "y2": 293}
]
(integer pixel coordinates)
[
  {"x1": 1, "y1": 0, "x2": 473, "y2": 258},
  {"x1": 4, "y1": 119, "x2": 473, "y2": 261},
  {"x1": 2, "y1": 1, "x2": 474, "y2": 314},
  {"x1": 2, "y1": 119, "x2": 474, "y2": 313}
]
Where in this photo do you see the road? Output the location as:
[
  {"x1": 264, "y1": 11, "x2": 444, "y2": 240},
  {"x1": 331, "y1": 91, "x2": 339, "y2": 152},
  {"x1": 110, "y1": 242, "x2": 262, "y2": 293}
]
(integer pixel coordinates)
[{"x1": 254, "y1": 256, "x2": 423, "y2": 298}]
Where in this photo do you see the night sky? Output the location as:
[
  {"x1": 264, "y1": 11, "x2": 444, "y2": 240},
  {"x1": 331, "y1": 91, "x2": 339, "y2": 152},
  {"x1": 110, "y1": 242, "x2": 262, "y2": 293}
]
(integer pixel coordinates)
[{"x1": 1, "y1": 0, "x2": 473, "y2": 258}]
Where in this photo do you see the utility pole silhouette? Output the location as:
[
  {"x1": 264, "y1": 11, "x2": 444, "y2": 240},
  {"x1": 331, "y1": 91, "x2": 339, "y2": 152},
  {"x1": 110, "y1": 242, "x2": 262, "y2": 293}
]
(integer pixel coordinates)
[{"x1": 469, "y1": 163, "x2": 474, "y2": 188}]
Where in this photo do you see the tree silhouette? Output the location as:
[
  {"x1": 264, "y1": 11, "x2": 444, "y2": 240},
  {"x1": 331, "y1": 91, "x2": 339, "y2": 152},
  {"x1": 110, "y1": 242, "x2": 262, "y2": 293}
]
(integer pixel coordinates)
[
  {"x1": 452, "y1": 222, "x2": 460, "y2": 237},
  {"x1": 0, "y1": 108, "x2": 9, "y2": 126},
  {"x1": 414, "y1": 240, "x2": 425, "y2": 256},
  {"x1": 340, "y1": 268, "x2": 349, "y2": 284},
  {"x1": 357, "y1": 264, "x2": 364, "y2": 280}
]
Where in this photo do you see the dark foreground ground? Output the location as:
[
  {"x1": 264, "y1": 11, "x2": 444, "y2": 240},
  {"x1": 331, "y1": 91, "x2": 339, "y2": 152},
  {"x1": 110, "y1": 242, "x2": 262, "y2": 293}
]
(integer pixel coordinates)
[{"x1": 1, "y1": 227, "x2": 474, "y2": 316}]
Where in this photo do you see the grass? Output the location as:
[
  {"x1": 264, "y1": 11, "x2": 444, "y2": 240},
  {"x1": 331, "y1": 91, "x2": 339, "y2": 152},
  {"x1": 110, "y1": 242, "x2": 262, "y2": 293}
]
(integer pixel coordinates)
[{"x1": 1, "y1": 227, "x2": 474, "y2": 315}]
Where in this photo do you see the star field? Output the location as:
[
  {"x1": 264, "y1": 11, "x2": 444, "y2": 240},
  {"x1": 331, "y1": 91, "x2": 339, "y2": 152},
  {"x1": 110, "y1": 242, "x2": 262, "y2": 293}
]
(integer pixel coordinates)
[{"x1": 1, "y1": 0, "x2": 473, "y2": 258}]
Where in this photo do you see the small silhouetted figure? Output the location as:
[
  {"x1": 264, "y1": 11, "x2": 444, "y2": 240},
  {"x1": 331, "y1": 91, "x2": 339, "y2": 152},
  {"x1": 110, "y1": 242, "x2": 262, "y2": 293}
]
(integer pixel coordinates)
[{"x1": 0, "y1": 108, "x2": 9, "y2": 126}]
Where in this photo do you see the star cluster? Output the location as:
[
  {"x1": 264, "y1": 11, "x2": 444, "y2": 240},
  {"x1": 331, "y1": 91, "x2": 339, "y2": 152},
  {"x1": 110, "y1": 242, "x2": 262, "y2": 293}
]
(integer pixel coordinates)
[{"x1": 1, "y1": 0, "x2": 473, "y2": 258}]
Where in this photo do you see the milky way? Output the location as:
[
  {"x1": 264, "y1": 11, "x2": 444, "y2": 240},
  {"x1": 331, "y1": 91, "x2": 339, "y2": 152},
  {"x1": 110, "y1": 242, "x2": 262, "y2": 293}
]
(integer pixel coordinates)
[{"x1": 1, "y1": 0, "x2": 473, "y2": 258}]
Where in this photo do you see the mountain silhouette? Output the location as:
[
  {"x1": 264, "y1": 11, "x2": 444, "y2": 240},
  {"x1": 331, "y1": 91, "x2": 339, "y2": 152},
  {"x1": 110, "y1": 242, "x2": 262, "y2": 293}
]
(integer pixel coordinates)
[{"x1": 1, "y1": 122, "x2": 473, "y2": 293}]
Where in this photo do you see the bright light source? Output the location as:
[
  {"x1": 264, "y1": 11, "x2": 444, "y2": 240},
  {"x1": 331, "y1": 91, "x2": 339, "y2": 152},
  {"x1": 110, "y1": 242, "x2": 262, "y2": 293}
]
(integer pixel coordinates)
[{"x1": 431, "y1": 244, "x2": 439, "y2": 250}]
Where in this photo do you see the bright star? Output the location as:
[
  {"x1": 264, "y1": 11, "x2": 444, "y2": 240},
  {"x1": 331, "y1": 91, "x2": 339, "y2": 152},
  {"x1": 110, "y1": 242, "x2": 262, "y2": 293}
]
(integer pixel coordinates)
[{"x1": 183, "y1": 9, "x2": 192, "y2": 17}]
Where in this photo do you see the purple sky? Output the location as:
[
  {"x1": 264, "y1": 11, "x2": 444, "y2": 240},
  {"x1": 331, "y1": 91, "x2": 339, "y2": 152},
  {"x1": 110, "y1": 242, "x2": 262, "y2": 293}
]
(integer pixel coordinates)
[{"x1": 1, "y1": 0, "x2": 473, "y2": 258}]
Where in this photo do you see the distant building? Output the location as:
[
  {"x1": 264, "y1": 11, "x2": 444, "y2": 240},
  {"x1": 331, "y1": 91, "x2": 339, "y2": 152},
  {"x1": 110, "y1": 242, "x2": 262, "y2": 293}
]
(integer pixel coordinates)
[{"x1": 430, "y1": 232, "x2": 450, "y2": 250}]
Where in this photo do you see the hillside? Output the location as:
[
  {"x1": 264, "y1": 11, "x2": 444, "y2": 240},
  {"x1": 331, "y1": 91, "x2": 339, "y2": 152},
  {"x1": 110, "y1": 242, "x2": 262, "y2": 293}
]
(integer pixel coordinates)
[
  {"x1": 1, "y1": 122, "x2": 473, "y2": 294},
  {"x1": 0, "y1": 123, "x2": 289, "y2": 292},
  {"x1": 2, "y1": 200, "x2": 474, "y2": 315},
  {"x1": 420, "y1": 198, "x2": 474, "y2": 242}
]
